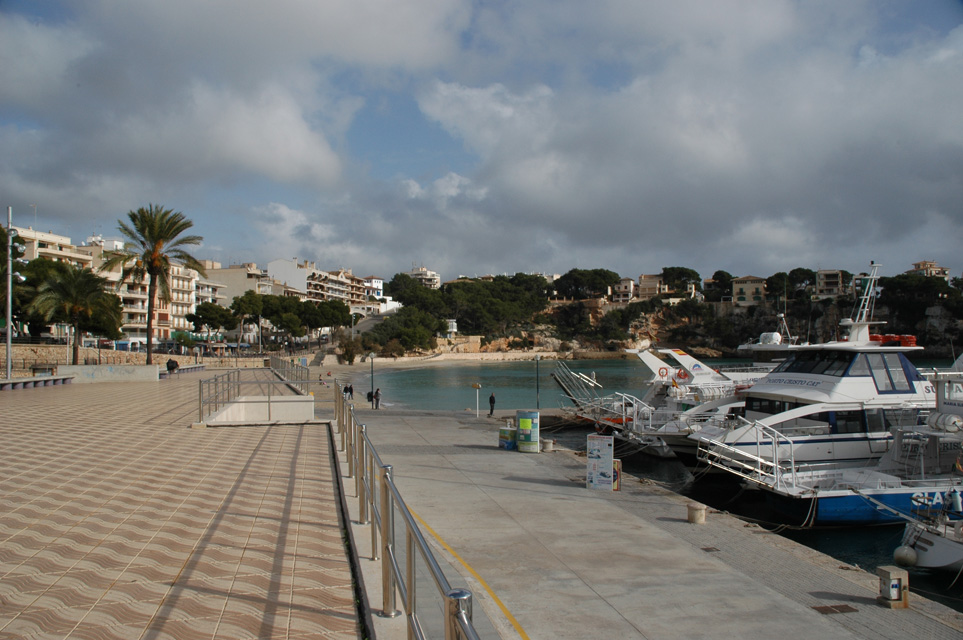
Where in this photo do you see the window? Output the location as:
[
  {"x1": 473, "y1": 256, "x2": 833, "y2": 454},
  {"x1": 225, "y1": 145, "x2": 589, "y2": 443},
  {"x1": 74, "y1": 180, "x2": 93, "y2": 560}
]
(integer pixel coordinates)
[{"x1": 833, "y1": 410, "x2": 864, "y2": 434}]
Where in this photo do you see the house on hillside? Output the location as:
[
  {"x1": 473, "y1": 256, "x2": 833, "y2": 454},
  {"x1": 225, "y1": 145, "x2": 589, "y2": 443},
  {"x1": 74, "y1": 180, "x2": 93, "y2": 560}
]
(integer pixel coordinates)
[{"x1": 732, "y1": 276, "x2": 766, "y2": 307}]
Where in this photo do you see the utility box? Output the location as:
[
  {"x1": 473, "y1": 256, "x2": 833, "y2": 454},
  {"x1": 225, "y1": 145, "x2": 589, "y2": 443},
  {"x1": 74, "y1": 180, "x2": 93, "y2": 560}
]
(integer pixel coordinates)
[{"x1": 876, "y1": 565, "x2": 909, "y2": 609}]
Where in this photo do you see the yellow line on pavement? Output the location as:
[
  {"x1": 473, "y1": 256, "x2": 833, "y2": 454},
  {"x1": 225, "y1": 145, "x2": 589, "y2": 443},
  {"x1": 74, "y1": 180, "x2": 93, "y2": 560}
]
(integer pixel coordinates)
[{"x1": 411, "y1": 510, "x2": 530, "y2": 640}]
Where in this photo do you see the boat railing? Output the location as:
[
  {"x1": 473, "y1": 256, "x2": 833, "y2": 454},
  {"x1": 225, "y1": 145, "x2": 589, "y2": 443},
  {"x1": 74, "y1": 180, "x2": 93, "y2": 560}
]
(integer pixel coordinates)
[
  {"x1": 696, "y1": 419, "x2": 800, "y2": 491},
  {"x1": 335, "y1": 382, "x2": 481, "y2": 640}
]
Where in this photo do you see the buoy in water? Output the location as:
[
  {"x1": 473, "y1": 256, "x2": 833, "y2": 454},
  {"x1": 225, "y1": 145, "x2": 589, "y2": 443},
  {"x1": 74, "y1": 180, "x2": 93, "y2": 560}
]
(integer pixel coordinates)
[{"x1": 893, "y1": 545, "x2": 918, "y2": 567}]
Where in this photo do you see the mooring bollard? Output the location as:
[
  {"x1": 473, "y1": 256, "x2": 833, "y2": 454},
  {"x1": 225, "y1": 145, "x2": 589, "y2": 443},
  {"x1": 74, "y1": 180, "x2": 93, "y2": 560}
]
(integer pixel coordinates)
[{"x1": 687, "y1": 502, "x2": 706, "y2": 524}]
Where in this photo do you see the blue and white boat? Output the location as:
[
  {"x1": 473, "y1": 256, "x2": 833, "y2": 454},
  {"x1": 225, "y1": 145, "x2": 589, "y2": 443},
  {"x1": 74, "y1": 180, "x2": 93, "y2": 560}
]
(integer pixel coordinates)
[
  {"x1": 671, "y1": 262, "x2": 936, "y2": 474},
  {"x1": 698, "y1": 374, "x2": 963, "y2": 526}
]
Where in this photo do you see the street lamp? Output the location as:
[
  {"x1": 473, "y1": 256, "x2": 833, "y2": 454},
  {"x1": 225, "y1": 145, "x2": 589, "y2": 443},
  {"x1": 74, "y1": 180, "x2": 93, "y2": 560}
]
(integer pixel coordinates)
[
  {"x1": 472, "y1": 382, "x2": 482, "y2": 417},
  {"x1": 6, "y1": 207, "x2": 27, "y2": 380},
  {"x1": 368, "y1": 352, "x2": 376, "y2": 408}
]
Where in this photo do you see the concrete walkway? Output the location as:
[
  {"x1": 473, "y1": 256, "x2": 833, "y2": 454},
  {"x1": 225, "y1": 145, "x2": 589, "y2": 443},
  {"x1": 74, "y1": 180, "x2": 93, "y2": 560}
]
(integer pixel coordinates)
[
  {"x1": 0, "y1": 371, "x2": 362, "y2": 640},
  {"x1": 338, "y1": 404, "x2": 963, "y2": 640}
]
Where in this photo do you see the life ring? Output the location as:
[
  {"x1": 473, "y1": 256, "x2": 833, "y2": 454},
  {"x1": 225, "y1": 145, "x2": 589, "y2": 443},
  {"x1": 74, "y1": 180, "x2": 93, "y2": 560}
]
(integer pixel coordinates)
[
  {"x1": 658, "y1": 367, "x2": 669, "y2": 378},
  {"x1": 676, "y1": 370, "x2": 689, "y2": 380}
]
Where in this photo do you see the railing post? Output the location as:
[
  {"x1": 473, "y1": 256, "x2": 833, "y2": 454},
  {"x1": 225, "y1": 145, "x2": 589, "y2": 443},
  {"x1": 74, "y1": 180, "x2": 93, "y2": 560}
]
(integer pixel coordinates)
[
  {"x1": 407, "y1": 530, "x2": 416, "y2": 620},
  {"x1": 380, "y1": 464, "x2": 399, "y2": 618},
  {"x1": 369, "y1": 449, "x2": 379, "y2": 560},
  {"x1": 346, "y1": 408, "x2": 355, "y2": 479},
  {"x1": 198, "y1": 379, "x2": 204, "y2": 422},
  {"x1": 358, "y1": 425, "x2": 368, "y2": 521},
  {"x1": 445, "y1": 589, "x2": 472, "y2": 640}
]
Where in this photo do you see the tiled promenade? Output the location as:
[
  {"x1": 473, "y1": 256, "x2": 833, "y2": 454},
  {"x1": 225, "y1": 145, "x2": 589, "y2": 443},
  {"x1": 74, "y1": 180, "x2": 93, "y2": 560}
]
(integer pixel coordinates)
[{"x1": 0, "y1": 371, "x2": 361, "y2": 640}]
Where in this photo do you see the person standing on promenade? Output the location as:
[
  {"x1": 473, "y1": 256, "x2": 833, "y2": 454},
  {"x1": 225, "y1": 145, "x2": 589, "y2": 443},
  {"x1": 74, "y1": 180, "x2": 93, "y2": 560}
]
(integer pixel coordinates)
[
  {"x1": 374, "y1": 388, "x2": 381, "y2": 409},
  {"x1": 489, "y1": 393, "x2": 496, "y2": 417}
]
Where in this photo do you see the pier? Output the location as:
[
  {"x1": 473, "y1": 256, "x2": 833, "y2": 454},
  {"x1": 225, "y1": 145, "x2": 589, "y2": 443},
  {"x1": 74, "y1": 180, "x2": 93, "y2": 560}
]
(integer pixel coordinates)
[{"x1": 1, "y1": 371, "x2": 962, "y2": 638}]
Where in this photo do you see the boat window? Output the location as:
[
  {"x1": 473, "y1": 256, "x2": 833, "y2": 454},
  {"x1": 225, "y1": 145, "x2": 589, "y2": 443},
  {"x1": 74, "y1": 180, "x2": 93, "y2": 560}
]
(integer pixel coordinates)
[
  {"x1": 866, "y1": 353, "x2": 893, "y2": 391},
  {"x1": 884, "y1": 353, "x2": 911, "y2": 392},
  {"x1": 775, "y1": 350, "x2": 854, "y2": 376},
  {"x1": 865, "y1": 352, "x2": 914, "y2": 393},
  {"x1": 832, "y1": 410, "x2": 864, "y2": 434},
  {"x1": 745, "y1": 396, "x2": 799, "y2": 416},
  {"x1": 848, "y1": 354, "x2": 871, "y2": 377},
  {"x1": 865, "y1": 409, "x2": 888, "y2": 432}
]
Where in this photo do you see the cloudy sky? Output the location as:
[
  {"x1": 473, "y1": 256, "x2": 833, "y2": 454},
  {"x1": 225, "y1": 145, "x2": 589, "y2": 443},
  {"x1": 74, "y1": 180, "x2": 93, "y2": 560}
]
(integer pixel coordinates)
[{"x1": 2, "y1": 1, "x2": 962, "y2": 284}]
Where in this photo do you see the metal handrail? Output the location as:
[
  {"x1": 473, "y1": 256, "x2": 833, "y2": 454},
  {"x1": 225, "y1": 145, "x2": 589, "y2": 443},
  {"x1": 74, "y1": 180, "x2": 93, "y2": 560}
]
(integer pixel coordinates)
[
  {"x1": 196, "y1": 362, "x2": 311, "y2": 422},
  {"x1": 335, "y1": 382, "x2": 481, "y2": 640},
  {"x1": 269, "y1": 354, "x2": 310, "y2": 394}
]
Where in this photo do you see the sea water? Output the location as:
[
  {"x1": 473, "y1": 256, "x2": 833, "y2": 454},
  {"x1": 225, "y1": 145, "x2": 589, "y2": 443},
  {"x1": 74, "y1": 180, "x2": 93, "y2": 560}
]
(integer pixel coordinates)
[
  {"x1": 347, "y1": 355, "x2": 963, "y2": 612},
  {"x1": 347, "y1": 357, "x2": 652, "y2": 412}
]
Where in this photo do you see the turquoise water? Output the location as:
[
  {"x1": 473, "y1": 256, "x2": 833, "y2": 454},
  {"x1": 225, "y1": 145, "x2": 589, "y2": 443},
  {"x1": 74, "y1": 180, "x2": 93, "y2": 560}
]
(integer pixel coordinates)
[
  {"x1": 347, "y1": 358, "x2": 653, "y2": 411},
  {"x1": 346, "y1": 356, "x2": 954, "y2": 411}
]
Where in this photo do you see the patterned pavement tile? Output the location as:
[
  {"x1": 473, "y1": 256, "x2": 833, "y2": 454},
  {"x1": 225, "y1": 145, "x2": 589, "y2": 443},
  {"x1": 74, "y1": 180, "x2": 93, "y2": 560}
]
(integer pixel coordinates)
[{"x1": 0, "y1": 371, "x2": 361, "y2": 639}]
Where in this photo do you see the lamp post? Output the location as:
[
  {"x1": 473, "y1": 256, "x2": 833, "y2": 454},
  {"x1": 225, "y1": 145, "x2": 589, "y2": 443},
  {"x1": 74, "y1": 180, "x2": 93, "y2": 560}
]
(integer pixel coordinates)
[
  {"x1": 535, "y1": 354, "x2": 541, "y2": 410},
  {"x1": 472, "y1": 382, "x2": 482, "y2": 417},
  {"x1": 6, "y1": 207, "x2": 25, "y2": 380},
  {"x1": 369, "y1": 352, "x2": 376, "y2": 408},
  {"x1": 5, "y1": 206, "x2": 13, "y2": 380}
]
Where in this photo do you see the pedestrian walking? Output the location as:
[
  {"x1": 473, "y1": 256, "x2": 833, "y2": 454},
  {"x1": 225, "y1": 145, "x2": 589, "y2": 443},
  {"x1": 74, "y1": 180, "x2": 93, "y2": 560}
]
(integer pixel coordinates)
[
  {"x1": 347, "y1": 384, "x2": 354, "y2": 399},
  {"x1": 489, "y1": 393, "x2": 495, "y2": 417},
  {"x1": 374, "y1": 388, "x2": 381, "y2": 409},
  {"x1": 166, "y1": 358, "x2": 179, "y2": 377}
]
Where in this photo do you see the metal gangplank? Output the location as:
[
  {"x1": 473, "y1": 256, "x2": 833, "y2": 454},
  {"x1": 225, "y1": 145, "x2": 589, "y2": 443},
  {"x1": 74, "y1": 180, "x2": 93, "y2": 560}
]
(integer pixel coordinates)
[{"x1": 696, "y1": 419, "x2": 800, "y2": 491}]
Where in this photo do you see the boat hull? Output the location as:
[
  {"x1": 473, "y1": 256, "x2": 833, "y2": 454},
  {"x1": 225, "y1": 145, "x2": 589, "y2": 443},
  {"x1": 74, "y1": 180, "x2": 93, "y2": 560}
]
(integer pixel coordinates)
[
  {"x1": 766, "y1": 484, "x2": 963, "y2": 526},
  {"x1": 902, "y1": 522, "x2": 963, "y2": 571}
]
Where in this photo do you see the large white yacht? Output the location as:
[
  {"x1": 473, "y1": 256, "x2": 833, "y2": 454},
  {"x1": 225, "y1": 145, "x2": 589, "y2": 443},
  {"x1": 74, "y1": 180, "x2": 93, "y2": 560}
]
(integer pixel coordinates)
[{"x1": 669, "y1": 263, "x2": 936, "y2": 473}]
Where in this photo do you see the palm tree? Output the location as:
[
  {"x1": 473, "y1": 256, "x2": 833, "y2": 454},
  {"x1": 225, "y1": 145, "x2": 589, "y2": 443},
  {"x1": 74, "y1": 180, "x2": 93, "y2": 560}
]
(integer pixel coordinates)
[
  {"x1": 30, "y1": 266, "x2": 121, "y2": 365},
  {"x1": 100, "y1": 204, "x2": 205, "y2": 364}
]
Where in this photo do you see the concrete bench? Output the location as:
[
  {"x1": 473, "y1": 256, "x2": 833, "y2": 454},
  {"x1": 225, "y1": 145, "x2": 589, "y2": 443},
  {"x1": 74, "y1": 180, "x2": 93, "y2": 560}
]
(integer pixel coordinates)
[{"x1": 0, "y1": 375, "x2": 74, "y2": 391}]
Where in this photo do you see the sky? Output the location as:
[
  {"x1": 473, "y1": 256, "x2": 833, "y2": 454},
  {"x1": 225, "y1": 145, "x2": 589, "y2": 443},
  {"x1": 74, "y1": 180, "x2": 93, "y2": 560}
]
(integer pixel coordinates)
[{"x1": 1, "y1": 1, "x2": 962, "y2": 285}]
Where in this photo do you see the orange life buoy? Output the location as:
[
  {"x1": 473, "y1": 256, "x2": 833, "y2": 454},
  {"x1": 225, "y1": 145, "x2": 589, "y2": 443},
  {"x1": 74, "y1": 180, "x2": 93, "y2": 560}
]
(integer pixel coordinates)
[
  {"x1": 676, "y1": 370, "x2": 689, "y2": 380},
  {"x1": 658, "y1": 367, "x2": 669, "y2": 378}
]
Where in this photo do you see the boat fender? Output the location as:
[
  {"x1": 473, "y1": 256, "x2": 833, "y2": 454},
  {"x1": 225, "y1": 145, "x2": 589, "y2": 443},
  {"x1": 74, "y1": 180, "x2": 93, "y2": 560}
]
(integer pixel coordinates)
[
  {"x1": 954, "y1": 521, "x2": 963, "y2": 541},
  {"x1": 893, "y1": 545, "x2": 918, "y2": 567}
]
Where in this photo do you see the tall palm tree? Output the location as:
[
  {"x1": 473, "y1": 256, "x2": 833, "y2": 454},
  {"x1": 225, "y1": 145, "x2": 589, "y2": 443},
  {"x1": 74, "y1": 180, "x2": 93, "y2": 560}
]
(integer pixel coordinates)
[
  {"x1": 100, "y1": 204, "x2": 205, "y2": 365},
  {"x1": 30, "y1": 266, "x2": 121, "y2": 365}
]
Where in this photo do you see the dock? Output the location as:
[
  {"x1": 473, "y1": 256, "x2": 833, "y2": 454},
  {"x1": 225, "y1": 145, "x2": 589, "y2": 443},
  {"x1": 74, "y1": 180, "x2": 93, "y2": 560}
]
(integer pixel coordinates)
[{"x1": 1, "y1": 372, "x2": 962, "y2": 638}]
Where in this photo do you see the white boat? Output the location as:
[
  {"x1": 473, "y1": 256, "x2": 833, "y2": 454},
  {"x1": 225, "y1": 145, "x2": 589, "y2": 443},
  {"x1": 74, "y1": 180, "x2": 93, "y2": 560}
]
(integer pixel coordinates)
[
  {"x1": 552, "y1": 348, "x2": 766, "y2": 458},
  {"x1": 677, "y1": 262, "x2": 936, "y2": 474},
  {"x1": 895, "y1": 372, "x2": 963, "y2": 569},
  {"x1": 898, "y1": 508, "x2": 963, "y2": 572},
  {"x1": 737, "y1": 313, "x2": 804, "y2": 363}
]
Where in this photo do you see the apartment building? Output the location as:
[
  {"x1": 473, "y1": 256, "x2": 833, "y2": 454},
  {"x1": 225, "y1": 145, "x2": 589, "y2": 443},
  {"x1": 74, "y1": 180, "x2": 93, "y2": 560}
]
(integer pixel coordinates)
[
  {"x1": 815, "y1": 270, "x2": 844, "y2": 298},
  {"x1": 732, "y1": 276, "x2": 766, "y2": 307},
  {"x1": 12, "y1": 227, "x2": 93, "y2": 270},
  {"x1": 611, "y1": 277, "x2": 636, "y2": 303},
  {"x1": 907, "y1": 260, "x2": 950, "y2": 281},
  {"x1": 637, "y1": 274, "x2": 669, "y2": 300},
  {"x1": 408, "y1": 265, "x2": 441, "y2": 289}
]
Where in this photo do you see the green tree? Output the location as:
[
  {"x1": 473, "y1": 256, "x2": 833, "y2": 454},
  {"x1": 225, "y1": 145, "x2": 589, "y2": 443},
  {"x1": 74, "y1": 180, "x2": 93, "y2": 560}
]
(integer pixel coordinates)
[
  {"x1": 661, "y1": 267, "x2": 702, "y2": 293},
  {"x1": 15, "y1": 258, "x2": 70, "y2": 337},
  {"x1": 29, "y1": 266, "x2": 122, "y2": 364},
  {"x1": 230, "y1": 290, "x2": 264, "y2": 352},
  {"x1": 100, "y1": 204, "x2": 205, "y2": 364},
  {"x1": 553, "y1": 268, "x2": 620, "y2": 299},
  {"x1": 766, "y1": 272, "x2": 789, "y2": 303},
  {"x1": 787, "y1": 268, "x2": 816, "y2": 295},
  {"x1": 186, "y1": 302, "x2": 237, "y2": 344},
  {"x1": 705, "y1": 270, "x2": 733, "y2": 302}
]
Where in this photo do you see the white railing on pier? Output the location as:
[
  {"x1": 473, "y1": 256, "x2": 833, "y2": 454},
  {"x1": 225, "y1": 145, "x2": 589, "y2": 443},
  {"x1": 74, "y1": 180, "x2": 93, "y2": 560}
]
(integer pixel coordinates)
[{"x1": 335, "y1": 382, "x2": 481, "y2": 640}]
